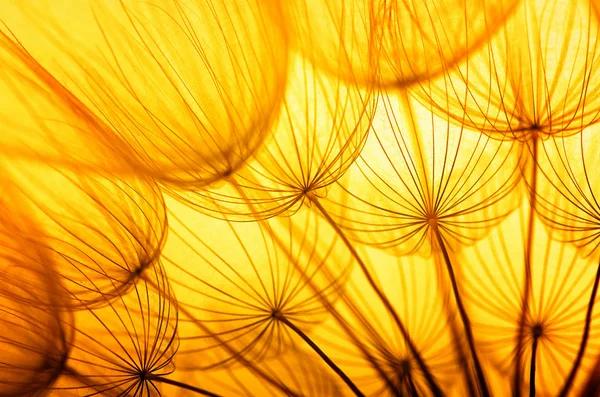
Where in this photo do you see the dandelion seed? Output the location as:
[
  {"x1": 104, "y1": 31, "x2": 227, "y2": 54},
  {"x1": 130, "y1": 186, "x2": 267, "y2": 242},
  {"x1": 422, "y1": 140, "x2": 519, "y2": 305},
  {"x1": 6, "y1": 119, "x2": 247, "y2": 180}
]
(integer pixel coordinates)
[
  {"x1": 0, "y1": 159, "x2": 167, "y2": 309},
  {"x1": 282, "y1": 0, "x2": 518, "y2": 87},
  {"x1": 460, "y1": 204, "x2": 600, "y2": 395},
  {"x1": 2, "y1": 0, "x2": 288, "y2": 188},
  {"x1": 417, "y1": 0, "x2": 600, "y2": 139},
  {"x1": 312, "y1": 246, "x2": 463, "y2": 396},
  {"x1": 54, "y1": 262, "x2": 221, "y2": 397},
  {"x1": 321, "y1": 89, "x2": 523, "y2": 395},
  {"x1": 163, "y1": 200, "x2": 362, "y2": 395},
  {"x1": 177, "y1": 51, "x2": 376, "y2": 221}
]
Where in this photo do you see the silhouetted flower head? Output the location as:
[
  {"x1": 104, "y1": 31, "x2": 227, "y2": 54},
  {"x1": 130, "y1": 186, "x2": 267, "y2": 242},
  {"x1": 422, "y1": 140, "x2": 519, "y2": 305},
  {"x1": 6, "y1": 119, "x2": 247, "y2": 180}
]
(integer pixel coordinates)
[
  {"x1": 416, "y1": 0, "x2": 600, "y2": 141},
  {"x1": 459, "y1": 205, "x2": 600, "y2": 395},
  {"x1": 164, "y1": 201, "x2": 351, "y2": 368},
  {"x1": 1, "y1": 159, "x2": 167, "y2": 309},
  {"x1": 181, "y1": 53, "x2": 376, "y2": 220},
  {"x1": 2, "y1": 0, "x2": 288, "y2": 188},
  {"x1": 325, "y1": 90, "x2": 523, "y2": 255},
  {"x1": 57, "y1": 263, "x2": 178, "y2": 396}
]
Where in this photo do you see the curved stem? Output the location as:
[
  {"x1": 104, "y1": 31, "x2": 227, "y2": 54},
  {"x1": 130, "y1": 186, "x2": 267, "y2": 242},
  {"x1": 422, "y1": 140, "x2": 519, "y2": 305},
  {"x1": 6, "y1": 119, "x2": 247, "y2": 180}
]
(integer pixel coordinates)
[
  {"x1": 405, "y1": 373, "x2": 419, "y2": 397},
  {"x1": 439, "y1": 257, "x2": 478, "y2": 397},
  {"x1": 148, "y1": 376, "x2": 222, "y2": 397},
  {"x1": 309, "y1": 195, "x2": 444, "y2": 397},
  {"x1": 434, "y1": 228, "x2": 490, "y2": 397},
  {"x1": 558, "y1": 262, "x2": 600, "y2": 396},
  {"x1": 269, "y1": 222, "x2": 401, "y2": 395},
  {"x1": 276, "y1": 313, "x2": 365, "y2": 397},
  {"x1": 514, "y1": 136, "x2": 539, "y2": 397},
  {"x1": 529, "y1": 334, "x2": 539, "y2": 397}
]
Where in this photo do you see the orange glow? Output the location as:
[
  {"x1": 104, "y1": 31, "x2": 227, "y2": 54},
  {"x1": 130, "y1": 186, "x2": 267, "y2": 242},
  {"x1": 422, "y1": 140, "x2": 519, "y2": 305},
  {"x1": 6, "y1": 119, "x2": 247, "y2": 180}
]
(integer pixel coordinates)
[{"x1": 1, "y1": 1, "x2": 600, "y2": 396}]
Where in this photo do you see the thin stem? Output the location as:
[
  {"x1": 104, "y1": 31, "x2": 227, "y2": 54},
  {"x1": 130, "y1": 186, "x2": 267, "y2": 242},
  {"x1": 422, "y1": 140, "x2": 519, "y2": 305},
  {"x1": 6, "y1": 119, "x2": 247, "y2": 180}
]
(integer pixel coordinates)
[
  {"x1": 440, "y1": 261, "x2": 478, "y2": 397},
  {"x1": 148, "y1": 376, "x2": 223, "y2": 397},
  {"x1": 529, "y1": 334, "x2": 539, "y2": 397},
  {"x1": 558, "y1": 262, "x2": 600, "y2": 397},
  {"x1": 434, "y1": 227, "x2": 490, "y2": 397},
  {"x1": 309, "y1": 194, "x2": 444, "y2": 397},
  {"x1": 276, "y1": 313, "x2": 365, "y2": 397},
  {"x1": 514, "y1": 136, "x2": 539, "y2": 397},
  {"x1": 269, "y1": 220, "x2": 401, "y2": 395},
  {"x1": 405, "y1": 373, "x2": 419, "y2": 396}
]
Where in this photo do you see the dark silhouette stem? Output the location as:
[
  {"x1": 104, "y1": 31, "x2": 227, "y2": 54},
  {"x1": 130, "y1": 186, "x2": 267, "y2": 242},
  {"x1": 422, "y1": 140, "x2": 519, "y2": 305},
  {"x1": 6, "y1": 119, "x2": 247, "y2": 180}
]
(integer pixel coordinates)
[
  {"x1": 558, "y1": 262, "x2": 600, "y2": 396},
  {"x1": 309, "y1": 194, "x2": 444, "y2": 397},
  {"x1": 514, "y1": 136, "x2": 539, "y2": 397},
  {"x1": 405, "y1": 373, "x2": 418, "y2": 396},
  {"x1": 529, "y1": 334, "x2": 539, "y2": 397},
  {"x1": 434, "y1": 228, "x2": 490, "y2": 397},
  {"x1": 276, "y1": 313, "x2": 365, "y2": 397},
  {"x1": 148, "y1": 376, "x2": 222, "y2": 397},
  {"x1": 268, "y1": 219, "x2": 400, "y2": 395}
]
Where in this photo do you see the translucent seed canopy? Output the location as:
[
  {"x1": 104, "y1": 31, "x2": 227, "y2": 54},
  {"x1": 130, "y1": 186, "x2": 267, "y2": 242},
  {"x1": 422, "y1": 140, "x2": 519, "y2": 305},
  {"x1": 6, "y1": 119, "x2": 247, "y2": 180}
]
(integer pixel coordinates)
[
  {"x1": 459, "y1": 206, "x2": 600, "y2": 395},
  {"x1": 312, "y1": 247, "x2": 460, "y2": 395},
  {"x1": 181, "y1": 52, "x2": 376, "y2": 220},
  {"x1": 2, "y1": 0, "x2": 288, "y2": 186},
  {"x1": 416, "y1": 0, "x2": 600, "y2": 140},
  {"x1": 164, "y1": 200, "x2": 351, "y2": 368},
  {"x1": 60, "y1": 263, "x2": 177, "y2": 396},
  {"x1": 282, "y1": 0, "x2": 519, "y2": 87},
  {"x1": 0, "y1": 29, "x2": 135, "y2": 172},
  {"x1": 0, "y1": 217, "x2": 71, "y2": 397},
  {"x1": 324, "y1": 90, "x2": 523, "y2": 256},
  {"x1": 2, "y1": 160, "x2": 167, "y2": 309},
  {"x1": 536, "y1": 124, "x2": 600, "y2": 257}
]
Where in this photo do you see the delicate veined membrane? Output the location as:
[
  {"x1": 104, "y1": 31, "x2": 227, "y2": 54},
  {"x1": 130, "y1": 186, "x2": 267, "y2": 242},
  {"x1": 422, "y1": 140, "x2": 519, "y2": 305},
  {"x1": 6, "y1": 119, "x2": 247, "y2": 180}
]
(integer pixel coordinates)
[
  {"x1": 0, "y1": 216, "x2": 71, "y2": 396},
  {"x1": 163, "y1": 200, "x2": 352, "y2": 369},
  {"x1": 0, "y1": 29, "x2": 139, "y2": 173},
  {"x1": 325, "y1": 90, "x2": 523, "y2": 256},
  {"x1": 416, "y1": 0, "x2": 600, "y2": 140},
  {"x1": 283, "y1": 0, "x2": 518, "y2": 87},
  {"x1": 182, "y1": 52, "x2": 376, "y2": 220},
  {"x1": 458, "y1": 205, "x2": 600, "y2": 395},
  {"x1": 536, "y1": 125, "x2": 600, "y2": 258},
  {"x1": 1, "y1": 159, "x2": 167, "y2": 309},
  {"x1": 312, "y1": 246, "x2": 463, "y2": 396},
  {"x1": 1, "y1": 0, "x2": 288, "y2": 186},
  {"x1": 57, "y1": 263, "x2": 179, "y2": 396}
]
